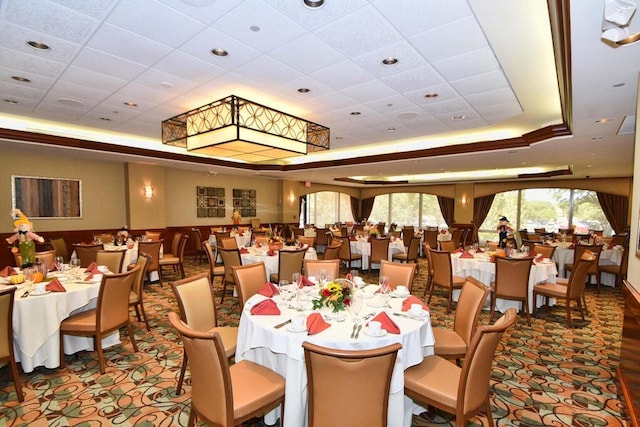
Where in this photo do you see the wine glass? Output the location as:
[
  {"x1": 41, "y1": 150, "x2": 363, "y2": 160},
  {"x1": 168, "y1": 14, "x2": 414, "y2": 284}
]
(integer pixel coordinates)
[
  {"x1": 277, "y1": 280, "x2": 289, "y2": 308},
  {"x1": 319, "y1": 269, "x2": 327, "y2": 285},
  {"x1": 292, "y1": 272, "x2": 301, "y2": 288},
  {"x1": 379, "y1": 275, "x2": 391, "y2": 308},
  {"x1": 54, "y1": 256, "x2": 64, "y2": 272},
  {"x1": 69, "y1": 257, "x2": 81, "y2": 279},
  {"x1": 351, "y1": 290, "x2": 363, "y2": 323},
  {"x1": 296, "y1": 289, "x2": 309, "y2": 312}
]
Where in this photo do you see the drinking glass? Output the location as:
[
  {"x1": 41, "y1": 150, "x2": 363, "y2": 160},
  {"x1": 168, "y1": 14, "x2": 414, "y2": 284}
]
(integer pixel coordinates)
[
  {"x1": 292, "y1": 272, "x2": 301, "y2": 288},
  {"x1": 379, "y1": 275, "x2": 391, "y2": 308},
  {"x1": 54, "y1": 256, "x2": 64, "y2": 272},
  {"x1": 296, "y1": 289, "x2": 309, "y2": 311},
  {"x1": 351, "y1": 291, "x2": 363, "y2": 323},
  {"x1": 319, "y1": 269, "x2": 327, "y2": 285},
  {"x1": 69, "y1": 257, "x2": 81, "y2": 279},
  {"x1": 277, "y1": 280, "x2": 289, "y2": 308}
]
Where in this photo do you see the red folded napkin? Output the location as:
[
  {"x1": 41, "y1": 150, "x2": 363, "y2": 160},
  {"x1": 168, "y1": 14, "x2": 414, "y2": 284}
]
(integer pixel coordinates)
[
  {"x1": 401, "y1": 295, "x2": 429, "y2": 312},
  {"x1": 0, "y1": 266, "x2": 17, "y2": 277},
  {"x1": 490, "y1": 255, "x2": 496, "y2": 263},
  {"x1": 368, "y1": 311, "x2": 400, "y2": 334},
  {"x1": 300, "y1": 276, "x2": 315, "y2": 287},
  {"x1": 46, "y1": 278, "x2": 66, "y2": 292},
  {"x1": 239, "y1": 247, "x2": 249, "y2": 254},
  {"x1": 267, "y1": 249, "x2": 277, "y2": 256},
  {"x1": 258, "y1": 282, "x2": 279, "y2": 297},
  {"x1": 84, "y1": 262, "x2": 101, "y2": 281},
  {"x1": 460, "y1": 251, "x2": 474, "y2": 258},
  {"x1": 306, "y1": 312, "x2": 330, "y2": 335},
  {"x1": 534, "y1": 254, "x2": 544, "y2": 263},
  {"x1": 250, "y1": 299, "x2": 280, "y2": 315},
  {"x1": 454, "y1": 247, "x2": 464, "y2": 253},
  {"x1": 528, "y1": 251, "x2": 538, "y2": 258},
  {"x1": 350, "y1": 237, "x2": 356, "y2": 241},
  {"x1": 568, "y1": 244, "x2": 575, "y2": 249},
  {"x1": 476, "y1": 247, "x2": 485, "y2": 253}
]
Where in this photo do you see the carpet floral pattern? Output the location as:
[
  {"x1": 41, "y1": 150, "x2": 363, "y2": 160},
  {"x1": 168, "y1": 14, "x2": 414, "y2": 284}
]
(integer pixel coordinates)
[{"x1": 0, "y1": 257, "x2": 629, "y2": 426}]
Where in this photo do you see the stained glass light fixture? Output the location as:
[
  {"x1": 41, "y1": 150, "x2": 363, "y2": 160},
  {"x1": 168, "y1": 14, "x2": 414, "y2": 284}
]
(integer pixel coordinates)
[{"x1": 162, "y1": 95, "x2": 330, "y2": 163}]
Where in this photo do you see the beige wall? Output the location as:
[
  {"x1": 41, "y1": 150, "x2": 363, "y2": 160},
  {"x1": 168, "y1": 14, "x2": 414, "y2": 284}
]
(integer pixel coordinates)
[
  {"x1": 627, "y1": 77, "x2": 640, "y2": 291},
  {"x1": 0, "y1": 146, "x2": 126, "y2": 233},
  {"x1": 126, "y1": 163, "x2": 166, "y2": 230}
]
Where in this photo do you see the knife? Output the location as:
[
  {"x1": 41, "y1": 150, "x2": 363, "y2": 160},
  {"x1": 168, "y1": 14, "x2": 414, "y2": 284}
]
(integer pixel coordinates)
[
  {"x1": 274, "y1": 319, "x2": 291, "y2": 329},
  {"x1": 393, "y1": 312, "x2": 422, "y2": 321},
  {"x1": 354, "y1": 324, "x2": 363, "y2": 339},
  {"x1": 21, "y1": 290, "x2": 29, "y2": 298}
]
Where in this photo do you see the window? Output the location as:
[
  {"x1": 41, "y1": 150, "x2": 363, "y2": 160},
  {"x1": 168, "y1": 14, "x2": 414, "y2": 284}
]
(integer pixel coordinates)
[
  {"x1": 306, "y1": 191, "x2": 354, "y2": 225},
  {"x1": 369, "y1": 193, "x2": 446, "y2": 229}
]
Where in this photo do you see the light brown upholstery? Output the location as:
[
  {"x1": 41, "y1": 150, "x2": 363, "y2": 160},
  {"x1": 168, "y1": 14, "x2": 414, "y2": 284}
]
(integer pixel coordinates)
[
  {"x1": 433, "y1": 276, "x2": 490, "y2": 361},
  {"x1": 423, "y1": 230, "x2": 438, "y2": 251},
  {"x1": 337, "y1": 237, "x2": 362, "y2": 269},
  {"x1": 254, "y1": 234, "x2": 269, "y2": 245},
  {"x1": 96, "y1": 250, "x2": 126, "y2": 274},
  {"x1": 402, "y1": 226, "x2": 415, "y2": 249},
  {"x1": 219, "y1": 237, "x2": 239, "y2": 250},
  {"x1": 72, "y1": 243, "x2": 104, "y2": 267},
  {"x1": 159, "y1": 234, "x2": 189, "y2": 280},
  {"x1": 598, "y1": 247, "x2": 628, "y2": 287},
  {"x1": 168, "y1": 312, "x2": 285, "y2": 427},
  {"x1": 392, "y1": 236, "x2": 421, "y2": 271},
  {"x1": 137, "y1": 240, "x2": 163, "y2": 286},
  {"x1": 129, "y1": 254, "x2": 151, "y2": 331},
  {"x1": 93, "y1": 233, "x2": 114, "y2": 243},
  {"x1": 450, "y1": 229, "x2": 464, "y2": 248},
  {"x1": 404, "y1": 308, "x2": 517, "y2": 427},
  {"x1": 218, "y1": 247, "x2": 242, "y2": 303},
  {"x1": 34, "y1": 249, "x2": 56, "y2": 271},
  {"x1": 60, "y1": 267, "x2": 140, "y2": 374},
  {"x1": 533, "y1": 255, "x2": 596, "y2": 327},
  {"x1": 270, "y1": 247, "x2": 306, "y2": 284},
  {"x1": 165, "y1": 233, "x2": 182, "y2": 259},
  {"x1": 439, "y1": 240, "x2": 457, "y2": 252},
  {"x1": 171, "y1": 272, "x2": 239, "y2": 395},
  {"x1": 564, "y1": 243, "x2": 603, "y2": 289},
  {"x1": 369, "y1": 237, "x2": 390, "y2": 273},
  {"x1": 303, "y1": 341, "x2": 401, "y2": 427},
  {"x1": 315, "y1": 229, "x2": 329, "y2": 248},
  {"x1": 380, "y1": 260, "x2": 416, "y2": 292},
  {"x1": 322, "y1": 244, "x2": 341, "y2": 261},
  {"x1": 304, "y1": 259, "x2": 340, "y2": 282},
  {"x1": 297, "y1": 236, "x2": 315, "y2": 248},
  {"x1": 490, "y1": 257, "x2": 533, "y2": 325},
  {"x1": 203, "y1": 241, "x2": 225, "y2": 285},
  {"x1": 533, "y1": 243, "x2": 556, "y2": 259},
  {"x1": 49, "y1": 237, "x2": 69, "y2": 262},
  {"x1": 427, "y1": 248, "x2": 466, "y2": 313},
  {"x1": 145, "y1": 231, "x2": 162, "y2": 241},
  {"x1": 0, "y1": 287, "x2": 23, "y2": 401},
  {"x1": 233, "y1": 262, "x2": 268, "y2": 308},
  {"x1": 486, "y1": 241, "x2": 499, "y2": 251}
]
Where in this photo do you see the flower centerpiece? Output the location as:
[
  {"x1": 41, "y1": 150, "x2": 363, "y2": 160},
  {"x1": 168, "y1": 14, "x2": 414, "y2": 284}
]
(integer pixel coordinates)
[
  {"x1": 231, "y1": 210, "x2": 242, "y2": 225},
  {"x1": 268, "y1": 235, "x2": 284, "y2": 251},
  {"x1": 312, "y1": 279, "x2": 353, "y2": 313}
]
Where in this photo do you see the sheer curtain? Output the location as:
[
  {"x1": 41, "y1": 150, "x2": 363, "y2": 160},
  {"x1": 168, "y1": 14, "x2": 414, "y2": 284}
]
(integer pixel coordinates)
[
  {"x1": 596, "y1": 192, "x2": 628, "y2": 234},
  {"x1": 437, "y1": 196, "x2": 455, "y2": 226}
]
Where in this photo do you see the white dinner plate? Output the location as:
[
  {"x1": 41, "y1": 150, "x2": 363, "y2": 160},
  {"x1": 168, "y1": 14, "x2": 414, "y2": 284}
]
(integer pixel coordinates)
[
  {"x1": 30, "y1": 290, "x2": 51, "y2": 296},
  {"x1": 366, "y1": 298, "x2": 387, "y2": 308},
  {"x1": 286, "y1": 325, "x2": 307, "y2": 333},
  {"x1": 363, "y1": 327, "x2": 387, "y2": 337},
  {"x1": 407, "y1": 309, "x2": 429, "y2": 317}
]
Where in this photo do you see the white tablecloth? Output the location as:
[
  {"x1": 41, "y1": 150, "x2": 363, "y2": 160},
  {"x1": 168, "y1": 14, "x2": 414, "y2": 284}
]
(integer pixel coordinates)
[
  {"x1": 7, "y1": 272, "x2": 120, "y2": 373},
  {"x1": 450, "y1": 253, "x2": 558, "y2": 312},
  {"x1": 236, "y1": 288, "x2": 435, "y2": 427},
  {"x1": 349, "y1": 239, "x2": 406, "y2": 270},
  {"x1": 102, "y1": 242, "x2": 163, "y2": 280},
  {"x1": 240, "y1": 246, "x2": 318, "y2": 281},
  {"x1": 553, "y1": 246, "x2": 624, "y2": 286}
]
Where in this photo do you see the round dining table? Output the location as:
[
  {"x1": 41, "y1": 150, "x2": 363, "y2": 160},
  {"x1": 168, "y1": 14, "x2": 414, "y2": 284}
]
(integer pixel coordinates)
[
  {"x1": 552, "y1": 245, "x2": 624, "y2": 285},
  {"x1": 235, "y1": 285, "x2": 435, "y2": 427},
  {"x1": 240, "y1": 245, "x2": 317, "y2": 281},
  {"x1": 349, "y1": 238, "x2": 406, "y2": 270}
]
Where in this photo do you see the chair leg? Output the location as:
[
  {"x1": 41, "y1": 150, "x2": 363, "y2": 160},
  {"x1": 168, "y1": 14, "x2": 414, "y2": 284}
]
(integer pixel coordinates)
[
  {"x1": 139, "y1": 302, "x2": 151, "y2": 331},
  {"x1": 427, "y1": 282, "x2": 435, "y2": 304},
  {"x1": 220, "y1": 278, "x2": 227, "y2": 303},
  {"x1": 127, "y1": 323, "x2": 139, "y2": 352},
  {"x1": 96, "y1": 338, "x2": 106, "y2": 374},
  {"x1": 566, "y1": 301, "x2": 573, "y2": 328},
  {"x1": 489, "y1": 293, "x2": 496, "y2": 322},
  {"x1": 134, "y1": 305, "x2": 143, "y2": 322},
  {"x1": 9, "y1": 359, "x2": 24, "y2": 402},
  {"x1": 523, "y1": 299, "x2": 531, "y2": 326},
  {"x1": 177, "y1": 351, "x2": 188, "y2": 395},
  {"x1": 447, "y1": 288, "x2": 453, "y2": 313},
  {"x1": 485, "y1": 398, "x2": 495, "y2": 427},
  {"x1": 187, "y1": 408, "x2": 196, "y2": 427}
]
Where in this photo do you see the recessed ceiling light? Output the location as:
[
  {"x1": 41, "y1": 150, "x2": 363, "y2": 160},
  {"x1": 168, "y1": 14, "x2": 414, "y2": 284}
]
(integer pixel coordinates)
[
  {"x1": 303, "y1": 0, "x2": 324, "y2": 9},
  {"x1": 123, "y1": 101, "x2": 138, "y2": 107},
  {"x1": 11, "y1": 76, "x2": 30, "y2": 83},
  {"x1": 386, "y1": 103, "x2": 393, "y2": 107},
  {"x1": 613, "y1": 82, "x2": 625, "y2": 88},
  {"x1": 387, "y1": 127, "x2": 396, "y2": 132},
  {"x1": 350, "y1": 111, "x2": 361, "y2": 115},
  {"x1": 595, "y1": 118, "x2": 611, "y2": 123},
  {"x1": 210, "y1": 48, "x2": 228, "y2": 57},
  {"x1": 100, "y1": 117, "x2": 112, "y2": 121},
  {"x1": 298, "y1": 88, "x2": 310, "y2": 93},
  {"x1": 4, "y1": 99, "x2": 18, "y2": 104},
  {"x1": 26, "y1": 41, "x2": 50, "y2": 50},
  {"x1": 57, "y1": 97, "x2": 84, "y2": 107},
  {"x1": 381, "y1": 57, "x2": 398, "y2": 66},
  {"x1": 160, "y1": 81, "x2": 173, "y2": 88},
  {"x1": 250, "y1": 25, "x2": 260, "y2": 32},
  {"x1": 451, "y1": 115, "x2": 465, "y2": 120},
  {"x1": 424, "y1": 93, "x2": 439, "y2": 98},
  {"x1": 397, "y1": 111, "x2": 418, "y2": 120},
  {"x1": 591, "y1": 136, "x2": 603, "y2": 140}
]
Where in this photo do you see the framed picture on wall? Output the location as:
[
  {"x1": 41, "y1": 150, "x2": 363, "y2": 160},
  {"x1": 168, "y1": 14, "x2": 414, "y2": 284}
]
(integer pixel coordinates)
[{"x1": 12, "y1": 175, "x2": 82, "y2": 219}]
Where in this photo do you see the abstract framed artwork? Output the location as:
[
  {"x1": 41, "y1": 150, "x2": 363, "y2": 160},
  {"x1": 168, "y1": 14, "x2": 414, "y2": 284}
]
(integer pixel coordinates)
[{"x1": 12, "y1": 175, "x2": 82, "y2": 219}]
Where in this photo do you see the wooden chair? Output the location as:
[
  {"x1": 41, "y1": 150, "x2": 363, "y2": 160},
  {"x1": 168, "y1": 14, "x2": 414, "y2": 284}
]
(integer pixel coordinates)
[
  {"x1": 145, "y1": 231, "x2": 162, "y2": 241},
  {"x1": 427, "y1": 248, "x2": 465, "y2": 313},
  {"x1": 423, "y1": 229, "x2": 438, "y2": 252},
  {"x1": 533, "y1": 243, "x2": 556, "y2": 259},
  {"x1": 611, "y1": 233, "x2": 629, "y2": 247},
  {"x1": 297, "y1": 236, "x2": 315, "y2": 249},
  {"x1": 203, "y1": 241, "x2": 225, "y2": 287},
  {"x1": 33, "y1": 249, "x2": 56, "y2": 271},
  {"x1": 191, "y1": 227, "x2": 205, "y2": 264},
  {"x1": 401, "y1": 226, "x2": 415, "y2": 249},
  {"x1": 303, "y1": 259, "x2": 340, "y2": 282},
  {"x1": 168, "y1": 312, "x2": 285, "y2": 427},
  {"x1": 159, "y1": 234, "x2": 189, "y2": 280},
  {"x1": 0, "y1": 287, "x2": 23, "y2": 401},
  {"x1": 404, "y1": 309, "x2": 517, "y2": 427},
  {"x1": 564, "y1": 243, "x2": 603, "y2": 290},
  {"x1": 533, "y1": 255, "x2": 596, "y2": 327},
  {"x1": 218, "y1": 247, "x2": 242, "y2": 303},
  {"x1": 250, "y1": 218, "x2": 261, "y2": 230},
  {"x1": 379, "y1": 260, "x2": 416, "y2": 292},
  {"x1": 137, "y1": 240, "x2": 163, "y2": 286},
  {"x1": 72, "y1": 243, "x2": 104, "y2": 267},
  {"x1": 93, "y1": 233, "x2": 114, "y2": 244},
  {"x1": 337, "y1": 237, "x2": 362, "y2": 270},
  {"x1": 49, "y1": 237, "x2": 69, "y2": 263},
  {"x1": 368, "y1": 237, "x2": 390, "y2": 273},
  {"x1": 392, "y1": 236, "x2": 421, "y2": 272},
  {"x1": 423, "y1": 243, "x2": 435, "y2": 297},
  {"x1": 303, "y1": 341, "x2": 401, "y2": 427},
  {"x1": 433, "y1": 276, "x2": 490, "y2": 361},
  {"x1": 129, "y1": 254, "x2": 151, "y2": 331},
  {"x1": 95, "y1": 250, "x2": 125, "y2": 274},
  {"x1": 60, "y1": 268, "x2": 140, "y2": 374},
  {"x1": 171, "y1": 272, "x2": 239, "y2": 395},
  {"x1": 450, "y1": 229, "x2": 464, "y2": 248},
  {"x1": 323, "y1": 244, "x2": 341, "y2": 261},
  {"x1": 598, "y1": 247, "x2": 628, "y2": 287},
  {"x1": 232, "y1": 262, "x2": 268, "y2": 308},
  {"x1": 219, "y1": 237, "x2": 238, "y2": 250},
  {"x1": 490, "y1": 257, "x2": 534, "y2": 325},
  {"x1": 270, "y1": 247, "x2": 306, "y2": 284},
  {"x1": 439, "y1": 240, "x2": 457, "y2": 252}
]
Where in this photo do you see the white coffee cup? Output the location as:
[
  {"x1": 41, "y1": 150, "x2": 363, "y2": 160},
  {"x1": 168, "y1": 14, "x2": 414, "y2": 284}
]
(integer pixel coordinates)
[
  {"x1": 396, "y1": 285, "x2": 408, "y2": 295},
  {"x1": 410, "y1": 303, "x2": 423, "y2": 315},
  {"x1": 97, "y1": 265, "x2": 109, "y2": 273},
  {"x1": 34, "y1": 283, "x2": 46, "y2": 294},
  {"x1": 92, "y1": 273, "x2": 104, "y2": 282},
  {"x1": 368, "y1": 320, "x2": 382, "y2": 334},
  {"x1": 292, "y1": 315, "x2": 306, "y2": 330}
]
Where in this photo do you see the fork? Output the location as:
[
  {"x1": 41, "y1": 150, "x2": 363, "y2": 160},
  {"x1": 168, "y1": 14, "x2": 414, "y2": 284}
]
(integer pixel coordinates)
[{"x1": 350, "y1": 323, "x2": 358, "y2": 338}]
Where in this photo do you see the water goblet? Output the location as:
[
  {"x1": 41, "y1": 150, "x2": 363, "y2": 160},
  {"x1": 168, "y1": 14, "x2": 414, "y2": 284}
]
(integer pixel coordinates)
[
  {"x1": 54, "y1": 256, "x2": 64, "y2": 272},
  {"x1": 319, "y1": 269, "x2": 327, "y2": 285},
  {"x1": 379, "y1": 275, "x2": 391, "y2": 308},
  {"x1": 277, "y1": 280, "x2": 289, "y2": 308},
  {"x1": 296, "y1": 289, "x2": 309, "y2": 312},
  {"x1": 292, "y1": 272, "x2": 301, "y2": 288},
  {"x1": 350, "y1": 291, "x2": 363, "y2": 323}
]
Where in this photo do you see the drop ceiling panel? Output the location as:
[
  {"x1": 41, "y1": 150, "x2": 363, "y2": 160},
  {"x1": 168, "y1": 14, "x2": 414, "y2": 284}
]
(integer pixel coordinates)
[
  {"x1": 153, "y1": 51, "x2": 227, "y2": 84},
  {"x1": 372, "y1": 0, "x2": 472, "y2": 37},
  {"x1": 0, "y1": 21, "x2": 82, "y2": 63},
  {"x1": 309, "y1": 60, "x2": 376, "y2": 92},
  {"x1": 0, "y1": 46, "x2": 66, "y2": 78},
  {"x1": 268, "y1": 32, "x2": 347, "y2": 75},
  {"x1": 71, "y1": 47, "x2": 147, "y2": 80},
  {"x1": 59, "y1": 66, "x2": 127, "y2": 92}
]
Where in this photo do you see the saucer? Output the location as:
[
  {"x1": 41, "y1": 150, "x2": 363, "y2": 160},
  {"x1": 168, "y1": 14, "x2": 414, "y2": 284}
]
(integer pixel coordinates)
[
  {"x1": 30, "y1": 290, "x2": 51, "y2": 296},
  {"x1": 287, "y1": 325, "x2": 307, "y2": 333},
  {"x1": 391, "y1": 290, "x2": 410, "y2": 298},
  {"x1": 325, "y1": 311, "x2": 347, "y2": 321},
  {"x1": 363, "y1": 327, "x2": 387, "y2": 337},
  {"x1": 366, "y1": 299, "x2": 387, "y2": 308},
  {"x1": 408, "y1": 309, "x2": 429, "y2": 317}
]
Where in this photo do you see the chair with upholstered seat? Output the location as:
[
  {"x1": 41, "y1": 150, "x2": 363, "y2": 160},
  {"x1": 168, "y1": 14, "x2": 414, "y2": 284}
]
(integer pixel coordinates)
[
  {"x1": 137, "y1": 240, "x2": 163, "y2": 286},
  {"x1": 159, "y1": 234, "x2": 189, "y2": 280},
  {"x1": 490, "y1": 257, "x2": 533, "y2": 325},
  {"x1": 232, "y1": 262, "x2": 268, "y2": 308},
  {"x1": 422, "y1": 243, "x2": 435, "y2": 297},
  {"x1": 368, "y1": 237, "x2": 390, "y2": 274},
  {"x1": 432, "y1": 276, "x2": 490, "y2": 362},
  {"x1": 322, "y1": 244, "x2": 341, "y2": 261},
  {"x1": 145, "y1": 231, "x2": 162, "y2": 241},
  {"x1": 191, "y1": 228, "x2": 205, "y2": 264},
  {"x1": 168, "y1": 312, "x2": 285, "y2": 427},
  {"x1": 337, "y1": 237, "x2": 362, "y2": 270},
  {"x1": 203, "y1": 241, "x2": 225, "y2": 287},
  {"x1": 598, "y1": 246, "x2": 628, "y2": 287},
  {"x1": 427, "y1": 248, "x2": 466, "y2": 313},
  {"x1": 402, "y1": 226, "x2": 414, "y2": 249},
  {"x1": 254, "y1": 234, "x2": 269, "y2": 245},
  {"x1": 534, "y1": 254, "x2": 595, "y2": 327},
  {"x1": 379, "y1": 260, "x2": 416, "y2": 292},
  {"x1": 438, "y1": 240, "x2": 457, "y2": 252},
  {"x1": 392, "y1": 236, "x2": 421, "y2": 272},
  {"x1": 128, "y1": 254, "x2": 151, "y2": 331},
  {"x1": 218, "y1": 247, "x2": 242, "y2": 303},
  {"x1": 423, "y1": 229, "x2": 438, "y2": 252},
  {"x1": 0, "y1": 287, "x2": 23, "y2": 401},
  {"x1": 32, "y1": 249, "x2": 56, "y2": 271},
  {"x1": 404, "y1": 309, "x2": 517, "y2": 427},
  {"x1": 219, "y1": 237, "x2": 238, "y2": 250},
  {"x1": 563, "y1": 243, "x2": 603, "y2": 290},
  {"x1": 49, "y1": 237, "x2": 69, "y2": 263},
  {"x1": 303, "y1": 259, "x2": 341, "y2": 282},
  {"x1": 250, "y1": 218, "x2": 262, "y2": 230},
  {"x1": 532, "y1": 243, "x2": 556, "y2": 259},
  {"x1": 171, "y1": 272, "x2": 239, "y2": 395},
  {"x1": 93, "y1": 233, "x2": 114, "y2": 244},
  {"x1": 60, "y1": 267, "x2": 140, "y2": 374},
  {"x1": 270, "y1": 247, "x2": 306, "y2": 284},
  {"x1": 72, "y1": 243, "x2": 104, "y2": 267},
  {"x1": 96, "y1": 250, "x2": 126, "y2": 273},
  {"x1": 303, "y1": 341, "x2": 401, "y2": 427},
  {"x1": 297, "y1": 236, "x2": 315, "y2": 249}
]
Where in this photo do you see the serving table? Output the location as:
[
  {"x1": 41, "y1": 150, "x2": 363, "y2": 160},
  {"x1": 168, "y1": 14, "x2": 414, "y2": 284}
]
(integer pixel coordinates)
[{"x1": 236, "y1": 286, "x2": 435, "y2": 427}]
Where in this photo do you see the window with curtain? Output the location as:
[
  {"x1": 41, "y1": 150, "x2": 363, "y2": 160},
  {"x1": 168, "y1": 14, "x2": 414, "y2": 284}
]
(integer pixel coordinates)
[
  {"x1": 306, "y1": 191, "x2": 354, "y2": 226},
  {"x1": 367, "y1": 193, "x2": 446, "y2": 228}
]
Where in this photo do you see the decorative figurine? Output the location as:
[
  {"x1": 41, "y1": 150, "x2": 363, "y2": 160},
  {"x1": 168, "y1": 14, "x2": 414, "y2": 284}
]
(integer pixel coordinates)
[{"x1": 6, "y1": 209, "x2": 45, "y2": 266}]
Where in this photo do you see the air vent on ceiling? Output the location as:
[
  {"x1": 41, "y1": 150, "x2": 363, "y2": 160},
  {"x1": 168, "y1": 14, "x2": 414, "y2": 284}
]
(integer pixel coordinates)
[{"x1": 617, "y1": 114, "x2": 636, "y2": 135}]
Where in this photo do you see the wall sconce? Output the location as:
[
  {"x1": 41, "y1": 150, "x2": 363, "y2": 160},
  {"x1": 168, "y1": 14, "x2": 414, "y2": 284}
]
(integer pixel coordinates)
[
  {"x1": 288, "y1": 192, "x2": 296, "y2": 204},
  {"x1": 143, "y1": 185, "x2": 155, "y2": 199},
  {"x1": 460, "y1": 194, "x2": 468, "y2": 206}
]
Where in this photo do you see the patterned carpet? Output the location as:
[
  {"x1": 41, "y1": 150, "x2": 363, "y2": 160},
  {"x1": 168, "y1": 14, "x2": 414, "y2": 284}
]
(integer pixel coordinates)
[{"x1": 0, "y1": 256, "x2": 630, "y2": 426}]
